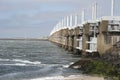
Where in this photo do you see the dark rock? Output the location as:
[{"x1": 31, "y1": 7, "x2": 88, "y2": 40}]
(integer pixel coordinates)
[{"x1": 69, "y1": 58, "x2": 92, "y2": 69}]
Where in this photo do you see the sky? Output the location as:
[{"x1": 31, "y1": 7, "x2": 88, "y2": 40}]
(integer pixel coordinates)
[{"x1": 0, "y1": 0, "x2": 120, "y2": 38}]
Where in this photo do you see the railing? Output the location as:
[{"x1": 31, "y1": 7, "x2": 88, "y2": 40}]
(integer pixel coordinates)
[
  {"x1": 107, "y1": 20, "x2": 120, "y2": 32},
  {"x1": 89, "y1": 23, "x2": 98, "y2": 26},
  {"x1": 86, "y1": 37, "x2": 97, "y2": 53},
  {"x1": 109, "y1": 20, "x2": 120, "y2": 25},
  {"x1": 89, "y1": 23, "x2": 98, "y2": 34},
  {"x1": 108, "y1": 25, "x2": 120, "y2": 32},
  {"x1": 76, "y1": 37, "x2": 82, "y2": 50}
]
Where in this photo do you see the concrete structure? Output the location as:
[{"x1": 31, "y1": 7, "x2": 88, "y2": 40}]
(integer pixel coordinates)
[
  {"x1": 82, "y1": 21, "x2": 98, "y2": 55},
  {"x1": 97, "y1": 17, "x2": 120, "y2": 55},
  {"x1": 49, "y1": 0, "x2": 120, "y2": 57}
]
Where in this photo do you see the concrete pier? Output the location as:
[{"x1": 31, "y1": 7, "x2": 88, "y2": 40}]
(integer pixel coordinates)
[
  {"x1": 49, "y1": 0, "x2": 120, "y2": 58},
  {"x1": 49, "y1": 16, "x2": 120, "y2": 58}
]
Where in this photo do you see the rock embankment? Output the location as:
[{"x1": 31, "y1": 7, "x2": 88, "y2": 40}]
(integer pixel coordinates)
[
  {"x1": 69, "y1": 58, "x2": 92, "y2": 69},
  {"x1": 69, "y1": 58, "x2": 120, "y2": 80}
]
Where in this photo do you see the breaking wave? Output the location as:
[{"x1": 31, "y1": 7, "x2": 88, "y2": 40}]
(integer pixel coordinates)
[{"x1": 0, "y1": 58, "x2": 41, "y2": 66}]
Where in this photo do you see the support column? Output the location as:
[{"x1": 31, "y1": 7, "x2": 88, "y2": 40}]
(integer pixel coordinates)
[
  {"x1": 67, "y1": 16, "x2": 69, "y2": 27},
  {"x1": 94, "y1": 3, "x2": 97, "y2": 20},
  {"x1": 70, "y1": 15, "x2": 73, "y2": 29},
  {"x1": 111, "y1": 0, "x2": 114, "y2": 16},
  {"x1": 75, "y1": 14, "x2": 78, "y2": 26},
  {"x1": 82, "y1": 9, "x2": 85, "y2": 23}
]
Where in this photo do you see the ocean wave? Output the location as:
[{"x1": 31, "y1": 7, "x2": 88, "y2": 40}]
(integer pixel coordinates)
[
  {"x1": 62, "y1": 62, "x2": 74, "y2": 68},
  {"x1": 0, "y1": 58, "x2": 41, "y2": 65},
  {"x1": 0, "y1": 58, "x2": 10, "y2": 61},
  {"x1": 13, "y1": 59, "x2": 41, "y2": 65},
  {"x1": 0, "y1": 63, "x2": 27, "y2": 66},
  {"x1": 62, "y1": 64, "x2": 69, "y2": 68}
]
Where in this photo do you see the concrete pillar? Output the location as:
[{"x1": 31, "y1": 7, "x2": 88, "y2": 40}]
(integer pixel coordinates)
[
  {"x1": 64, "y1": 17, "x2": 67, "y2": 28},
  {"x1": 68, "y1": 30, "x2": 72, "y2": 51},
  {"x1": 111, "y1": 0, "x2": 114, "y2": 16},
  {"x1": 94, "y1": 3, "x2": 97, "y2": 20},
  {"x1": 62, "y1": 19, "x2": 64, "y2": 29},
  {"x1": 68, "y1": 36, "x2": 71, "y2": 51},
  {"x1": 92, "y1": 3, "x2": 97, "y2": 20},
  {"x1": 75, "y1": 14, "x2": 78, "y2": 26},
  {"x1": 67, "y1": 16, "x2": 69, "y2": 27},
  {"x1": 92, "y1": 5, "x2": 94, "y2": 20},
  {"x1": 65, "y1": 36, "x2": 69, "y2": 50},
  {"x1": 70, "y1": 15, "x2": 73, "y2": 29},
  {"x1": 82, "y1": 9, "x2": 85, "y2": 23},
  {"x1": 64, "y1": 28, "x2": 69, "y2": 50},
  {"x1": 73, "y1": 35, "x2": 78, "y2": 53}
]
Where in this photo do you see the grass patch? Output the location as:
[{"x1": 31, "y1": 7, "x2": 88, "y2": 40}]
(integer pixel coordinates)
[{"x1": 81, "y1": 60, "x2": 120, "y2": 80}]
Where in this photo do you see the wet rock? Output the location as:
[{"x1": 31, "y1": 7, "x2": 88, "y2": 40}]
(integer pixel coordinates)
[{"x1": 69, "y1": 58, "x2": 92, "y2": 69}]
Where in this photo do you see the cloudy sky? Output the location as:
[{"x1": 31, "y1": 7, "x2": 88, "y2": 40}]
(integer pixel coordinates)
[{"x1": 0, "y1": 0, "x2": 120, "y2": 38}]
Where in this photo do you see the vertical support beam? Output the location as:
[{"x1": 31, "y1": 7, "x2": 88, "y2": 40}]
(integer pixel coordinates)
[
  {"x1": 111, "y1": 0, "x2": 114, "y2": 16},
  {"x1": 75, "y1": 14, "x2": 78, "y2": 26},
  {"x1": 82, "y1": 9, "x2": 85, "y2": 23},
  {"x1": 67, "y1": 16, "x2": 69, "y2": 27},
  {"x1": 55, "y1": 25, "x2": 57, "y2": 32},
  {"x1": 92, "y1": 3, "x2": 97, "y2": 20},
  {"x1": 94, "y1": 3, "x2": 97, "y2": 20},
  {"x1": 70, "y1": 15, "x2": 73, "y2": 29},
  {"x1": 66, "y1": 16, "x2": 69, "y2": 27},
  {"x1": 58, "y1": 23, "x2": 60, "y2": 30},
  {"x1": 62, "y1": 19, "x2": 64, "y2": 29},
  {"x1": 64, "y1": 17, "x2": 66, "y2": 28},
  {"x1": 56, "y1": 23, "x2": 58, "y2": 31},
  {"x1": 57, "y1": 22, "x2": 59, "y2": 30},
  {"x1": 61, "y1": 20, "x2": 63, "y2": 29},
  {"x1": 63, "y1": 18, "x2": 65, "y2": 29},
  {"x1": 92, "y1": 5, "x2": 94, "y2": 20},
  {"x1": 60, "y1": 21, "x2": 62, "y2": 30}
]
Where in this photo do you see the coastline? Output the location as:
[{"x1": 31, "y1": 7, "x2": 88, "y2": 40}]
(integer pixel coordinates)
[
  {"x1": 69, "y1": 58, "x2": 120, "y2": 80},
  {"x1": 64, "y1": 75, "x2": 104, "y2": 80},
  {"x1": 31, "y1": 75, "x2": 104, "y2": 80}
]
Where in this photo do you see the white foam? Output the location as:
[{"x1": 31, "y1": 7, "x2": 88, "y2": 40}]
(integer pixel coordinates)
[
  {"x1": 0, "y1": 58, "x2": 10, "y2": 61},
  {"x1": 15, "y1": 63, "x2": 26, "y2": 66},
  {"x1": 30, "y1": 76, "x2": 65, "y2": 80},
  {"x1": 73, "y1": 65, "x2": 81, "y2": 69},
  {"x1": 12, "y1": 59, "x2": 41, "y2": 65},
  {"x1": 0, "y1": 58, "x2": 41, "y2": 65},
  {"x1": 62, "y1": 65, "x2": 69, "y2": 68},
  {"x1": 62, "y1": 62, "x2": 74, "y2": 68},
  {"x1": 69, "y1": 62, "x2": 74, "y2": 65},
  {"x1": 0, "y1": 63, "x2": 26, "y2": 66}
]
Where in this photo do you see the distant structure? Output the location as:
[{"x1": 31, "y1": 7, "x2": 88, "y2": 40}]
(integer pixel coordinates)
[{"x1": 49, "y1": 0, "x2": 120, "y2": 57}]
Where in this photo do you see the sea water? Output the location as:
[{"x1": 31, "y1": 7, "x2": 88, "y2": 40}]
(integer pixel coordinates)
[{"x1": 0, "y1": 40, "x2": 81, "y2": 80}]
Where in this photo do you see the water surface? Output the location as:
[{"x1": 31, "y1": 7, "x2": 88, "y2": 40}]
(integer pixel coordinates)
[{"x1": 0, "y1": 40, "x2": 81, "y2": 80}]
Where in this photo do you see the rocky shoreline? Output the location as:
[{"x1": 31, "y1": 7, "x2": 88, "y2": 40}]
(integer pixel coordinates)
[{"x1": 69, "y1": 58, "x2": 120, "y2": 80}]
